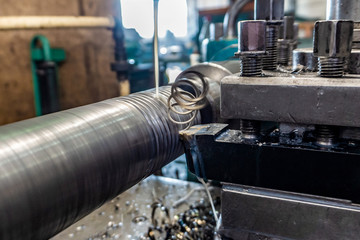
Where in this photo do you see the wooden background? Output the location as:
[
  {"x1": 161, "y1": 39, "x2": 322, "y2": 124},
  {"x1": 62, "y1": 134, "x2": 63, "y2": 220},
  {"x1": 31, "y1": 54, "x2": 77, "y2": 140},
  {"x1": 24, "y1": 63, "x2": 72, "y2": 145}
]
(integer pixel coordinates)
[{"x1": 0, "y1": 0, "x2": 122, "y2": 125}]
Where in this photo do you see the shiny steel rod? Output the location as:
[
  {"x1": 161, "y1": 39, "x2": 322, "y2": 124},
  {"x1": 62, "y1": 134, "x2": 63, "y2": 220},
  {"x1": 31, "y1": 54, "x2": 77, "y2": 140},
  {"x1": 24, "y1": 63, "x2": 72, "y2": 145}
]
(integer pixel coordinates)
[
  {"x1": 0, "y1": 86, "x2": 197, "y2": 239},
  {"x1": 153, "y1": 0, "x2": 160, "y2": 97},
  {"x1": 0, "y1": 62, "x2": 236, "y2": 239}
]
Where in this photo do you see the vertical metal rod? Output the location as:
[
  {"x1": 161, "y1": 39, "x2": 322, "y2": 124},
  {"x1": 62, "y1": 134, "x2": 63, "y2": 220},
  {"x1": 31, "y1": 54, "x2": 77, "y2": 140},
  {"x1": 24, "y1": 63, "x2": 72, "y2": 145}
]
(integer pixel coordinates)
[
  {"x1": 326, "y1": 0, "x2": 360, "y2": 21},
  {"x1": 153, "y1": 0, "x2": 160, "y2": 98}
]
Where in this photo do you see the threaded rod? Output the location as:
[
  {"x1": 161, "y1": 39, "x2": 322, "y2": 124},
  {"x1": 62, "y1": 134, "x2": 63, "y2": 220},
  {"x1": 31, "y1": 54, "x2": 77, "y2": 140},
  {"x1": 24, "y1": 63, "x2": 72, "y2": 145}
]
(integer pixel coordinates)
[
  {"x1": 315, "y1": 125, "x2": 338, "y2": 147},
  {"x1": 240, "y1": 55, "x2": 263, "y2": 76},
  {"x1": 278, "y1": 41, "x2": 294, "y2": 66},
  {"x1": 318, "y1": 57, "x2": 346, "y2": 77},
  {"x1": 240, "y1": 120, "x2": 260, "y2": 139},
  {"x1": 263, "y1": 25, "x2": 279, "y2": 70}
]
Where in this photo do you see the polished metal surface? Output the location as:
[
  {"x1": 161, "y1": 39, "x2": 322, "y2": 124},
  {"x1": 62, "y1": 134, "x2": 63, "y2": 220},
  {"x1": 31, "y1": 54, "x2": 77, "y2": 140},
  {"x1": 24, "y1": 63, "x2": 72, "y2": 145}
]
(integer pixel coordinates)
[
  {"x1": 0, "y1": 86, "x2": 197, "y2": 240},
  {"x1": 0, "y1": 62, "x2": 234, "y2": 239},
  {"x1": 326, "y1": 0, "x2": 360, "y2": 21}
]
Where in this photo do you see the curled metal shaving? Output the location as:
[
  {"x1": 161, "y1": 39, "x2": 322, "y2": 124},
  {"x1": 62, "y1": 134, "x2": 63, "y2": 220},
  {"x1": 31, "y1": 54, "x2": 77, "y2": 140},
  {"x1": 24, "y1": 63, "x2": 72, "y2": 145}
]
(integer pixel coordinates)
[{"x1": 167, "y1": 71, "x2": 209, "y2": 130}]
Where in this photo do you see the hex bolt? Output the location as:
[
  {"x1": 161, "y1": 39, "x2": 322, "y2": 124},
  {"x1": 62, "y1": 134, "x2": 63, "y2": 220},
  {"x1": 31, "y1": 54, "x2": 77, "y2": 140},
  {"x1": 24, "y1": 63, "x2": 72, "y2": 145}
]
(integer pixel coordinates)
[
  {"x1": 236, "y1": 20, "x2": 266, "y2": 76},
  {"x1": 236, "y1": 20, "x2": 266, "y2": 140},
  {"x1": 313, "y1": 20, "x2": 354, "y2": 77},
  {"x1": 278, "y1": 16, "x2": 295, "y2": 66},
  {"x1": 255, "y1": 0, "x2": 284, "y2": 70}
]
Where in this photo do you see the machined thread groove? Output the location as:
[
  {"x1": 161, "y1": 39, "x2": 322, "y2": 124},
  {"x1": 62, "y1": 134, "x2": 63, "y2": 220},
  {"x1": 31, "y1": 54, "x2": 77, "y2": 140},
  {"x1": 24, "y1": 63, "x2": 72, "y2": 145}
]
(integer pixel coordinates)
[
  {"x1": 318, "y1": 57, "x2": 346, "y2": 77},
  {"x1": 278, "y1": 41, "x2": 293, "y2": 66},
  {"x1": 315, "y1": 125, "x2": 338, "y2": 147},
  {"x1": 263, "y1": 25, "x2": 279, "y2": 70},
  {"x1": 240, "y1": 56, "x2": 263, "y2": 76},
  {"x1": 240, "y1": 120, "x2": 260, "y2": 139}
]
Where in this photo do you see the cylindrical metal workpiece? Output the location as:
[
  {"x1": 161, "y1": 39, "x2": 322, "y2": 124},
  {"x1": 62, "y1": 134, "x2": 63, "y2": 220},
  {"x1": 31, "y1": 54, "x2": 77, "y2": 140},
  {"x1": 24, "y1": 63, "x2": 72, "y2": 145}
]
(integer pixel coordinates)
[
  {"x1": 0, "y1": 87, "x2": 192, "y2": 239},
  {"x1": 0, "y1": 62, "x2": 232, "y2": 240}
]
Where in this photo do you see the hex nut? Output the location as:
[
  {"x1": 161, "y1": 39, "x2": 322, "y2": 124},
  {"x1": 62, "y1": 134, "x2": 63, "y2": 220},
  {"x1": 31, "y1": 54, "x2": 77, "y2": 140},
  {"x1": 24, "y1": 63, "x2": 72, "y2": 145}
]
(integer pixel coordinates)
[
  {"x1": 237, "y1": 20, "x2": 266, "y2": 55},
  {"x1": 313, "y1": 20, "x2": 354, "y2": 58}
]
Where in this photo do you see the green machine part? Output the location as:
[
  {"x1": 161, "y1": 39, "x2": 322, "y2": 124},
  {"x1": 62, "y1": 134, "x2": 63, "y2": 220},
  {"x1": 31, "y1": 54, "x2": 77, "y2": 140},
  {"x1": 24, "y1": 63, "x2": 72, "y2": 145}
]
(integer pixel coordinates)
[
  {"x1": 30, "y1": 35, "x2": 66, "y2": 116},
  {"x1": 202, "y1": 38, "x2": 238, "y2": 62},
  {"x1": 199, "y1": 10, "x2": 252, "y2": 62}
]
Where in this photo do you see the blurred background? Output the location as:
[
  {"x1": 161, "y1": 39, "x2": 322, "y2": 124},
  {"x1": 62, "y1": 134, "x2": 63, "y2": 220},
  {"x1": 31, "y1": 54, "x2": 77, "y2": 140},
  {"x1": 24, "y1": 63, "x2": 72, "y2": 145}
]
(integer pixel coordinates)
[{"x1": 0, "y1": 0, "x2": 326, "y2": 126}]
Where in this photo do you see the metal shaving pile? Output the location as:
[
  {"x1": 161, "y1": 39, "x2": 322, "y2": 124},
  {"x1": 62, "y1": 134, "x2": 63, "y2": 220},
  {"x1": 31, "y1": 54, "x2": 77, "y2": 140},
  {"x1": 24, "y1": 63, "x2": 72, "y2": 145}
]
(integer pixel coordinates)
[{"x1": 147, "y1": 197, "x2": 221, "y2": 240}]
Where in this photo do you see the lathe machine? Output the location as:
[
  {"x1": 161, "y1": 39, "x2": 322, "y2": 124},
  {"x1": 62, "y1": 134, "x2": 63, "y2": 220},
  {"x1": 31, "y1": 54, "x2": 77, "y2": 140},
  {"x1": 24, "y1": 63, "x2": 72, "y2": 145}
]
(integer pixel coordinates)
[{"x1": 1, "y1": 0, "x2": 360, "y2": 239}]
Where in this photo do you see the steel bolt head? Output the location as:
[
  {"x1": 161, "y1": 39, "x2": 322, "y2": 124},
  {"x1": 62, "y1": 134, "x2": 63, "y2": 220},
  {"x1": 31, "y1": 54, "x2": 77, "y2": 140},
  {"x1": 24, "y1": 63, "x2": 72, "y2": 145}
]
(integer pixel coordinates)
[
  {"x1": 255, "y1": 0, "x2": 284, "y2": 22},
  {"x1": 237, "y1": 20, "x2": 266, "y2": 55},
  {"x1": 313, "y1": 20, "x2": 354, "y2": 58}
]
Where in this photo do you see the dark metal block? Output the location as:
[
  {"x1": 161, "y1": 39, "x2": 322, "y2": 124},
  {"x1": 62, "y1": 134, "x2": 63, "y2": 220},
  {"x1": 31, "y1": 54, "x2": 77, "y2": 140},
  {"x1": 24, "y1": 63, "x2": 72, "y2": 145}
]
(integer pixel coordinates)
[
  {"x1": 181, "y1": 124, "x2": 360, "y2": 203},
  {"x1": 221, "y1": 74, "x2": 360, "y2": 127},
  {"x1": 220, "y1": 184, "x2": 360, "y2": 240}
]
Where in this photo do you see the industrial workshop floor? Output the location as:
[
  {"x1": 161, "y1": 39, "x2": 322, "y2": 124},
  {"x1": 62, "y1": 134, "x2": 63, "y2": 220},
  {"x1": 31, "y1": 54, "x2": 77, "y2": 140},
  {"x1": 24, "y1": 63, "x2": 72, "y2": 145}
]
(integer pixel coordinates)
[{"x1": 51, "y1": 176, "x2": 220, "y2": 240}]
